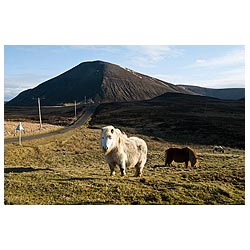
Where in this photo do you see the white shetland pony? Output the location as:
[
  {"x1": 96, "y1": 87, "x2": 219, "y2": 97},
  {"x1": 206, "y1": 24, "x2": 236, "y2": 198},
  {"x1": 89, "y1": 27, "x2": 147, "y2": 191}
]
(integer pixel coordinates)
[{"x1": 100, "y1": 125, "x2": 147, "y2": 177}]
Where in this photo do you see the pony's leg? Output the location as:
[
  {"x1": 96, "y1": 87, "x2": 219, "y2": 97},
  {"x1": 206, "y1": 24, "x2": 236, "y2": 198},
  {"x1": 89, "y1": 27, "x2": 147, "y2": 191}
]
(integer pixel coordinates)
[
  {"x1": 185, "y1": 161, "x2": 189, "y2": 167},
  {"x1": 191, "y1": 160, "x2": 198, "y2": 168},
  {"x1": 191, "y1": 160, "x2": 195, "y2": 167},
  {"x1": 165, "y1": 159, "x2": 172, "y2": 167},
  {"x1": 118, "y1": 160, "x2": 126, "y2": 177},
  {"x1": 134, "y1": 161, "x2": 145, "y2": 177},
  {"x1": 135, "y1": 165, "x2": 141, "y2": 177},
  {"x1": 119, "y1": 166, "x2": 126, "y2": 176},
  {"x1": 109, "y1": 164, "x2": 116, "y2": 176},
  {"x1": 164, "y1": 158, "x2": 168, "y2": 167},
  {"x1": 134, "y1": 166, "x2": 142, "y2": 177}
]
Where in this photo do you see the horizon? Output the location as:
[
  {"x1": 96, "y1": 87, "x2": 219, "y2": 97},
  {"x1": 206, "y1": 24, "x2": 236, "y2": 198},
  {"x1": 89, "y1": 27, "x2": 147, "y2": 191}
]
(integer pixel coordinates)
[{"x1": 4, "y1": 45, "x2": 245, "y2": 101}]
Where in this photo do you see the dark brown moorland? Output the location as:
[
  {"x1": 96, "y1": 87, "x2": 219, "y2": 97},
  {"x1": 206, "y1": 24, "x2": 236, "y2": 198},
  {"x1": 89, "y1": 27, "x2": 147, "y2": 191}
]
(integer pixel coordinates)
[{"x1": 90, "y1": 93, "x2": 245, "y2": 149}]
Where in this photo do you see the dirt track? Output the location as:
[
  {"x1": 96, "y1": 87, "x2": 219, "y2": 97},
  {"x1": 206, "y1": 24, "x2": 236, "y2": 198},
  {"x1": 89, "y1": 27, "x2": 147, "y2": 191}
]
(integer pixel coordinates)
[{"x1": 4, "y1": 105, "x2": 97, "y2": 144}]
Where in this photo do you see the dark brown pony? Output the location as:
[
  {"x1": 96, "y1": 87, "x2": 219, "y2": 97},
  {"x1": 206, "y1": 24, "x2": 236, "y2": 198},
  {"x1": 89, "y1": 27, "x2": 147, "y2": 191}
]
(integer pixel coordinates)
[{"x1": 165, "y1": 147, "x2": 198, "y2": 167}]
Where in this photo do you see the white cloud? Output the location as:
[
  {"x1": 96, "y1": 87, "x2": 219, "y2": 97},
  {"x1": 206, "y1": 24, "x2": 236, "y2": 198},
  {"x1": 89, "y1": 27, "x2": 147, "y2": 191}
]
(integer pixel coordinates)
[
  {"x1": 189, "y1": 48, "x2": 244, "y2": 68},
  {"x1": 69, "y1": 45, "x2": 184, "y2": 68},
  {"x1": 4, "y1": 87, "x2": 26, "y2": 101},
  {"x1": 68, "y1": 45, "x2": 122, "y2": 54},
  {"x1": 5, "y1": 73, "x2": 51, "y2": 87},
  {"x1": 137, "y1": 46, "x2": 182, "y2": 61},
  {"x1": 195, "y1": 59, "x2": 206, "y2": 64},
  {"x1": 191, "y1": 78, "x2": 244, "y2": 89},
  {"x1": 152, "y1": 74, "x2": 186, "y2": 84},
  {"x1": 201, "y1": 67, "x2": 245, "y2": 88},
  {"x1": 179, "y1": 68, "x2": 245, "y2": 89},
  {"x1": 4, "y1": 72, "x2": 54, "y2": 101},
  {"x1": 4, "y1": 84, "x2": 33, "y2": 101},
  {"x1": 125, "y1": 45, "x2": 183, "y2": 67},
  {"x1": 178, "y1": 48, "x2": 245, "y2": 88},
  {"x1": 153, "y1": 66, "x2": 245, "y2": 89}
]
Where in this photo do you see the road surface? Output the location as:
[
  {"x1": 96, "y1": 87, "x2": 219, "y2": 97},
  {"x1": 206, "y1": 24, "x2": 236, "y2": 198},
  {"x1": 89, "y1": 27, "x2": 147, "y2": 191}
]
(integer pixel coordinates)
[{"x1": 4, "y1": 105, "x2": 97, "y2": 144}]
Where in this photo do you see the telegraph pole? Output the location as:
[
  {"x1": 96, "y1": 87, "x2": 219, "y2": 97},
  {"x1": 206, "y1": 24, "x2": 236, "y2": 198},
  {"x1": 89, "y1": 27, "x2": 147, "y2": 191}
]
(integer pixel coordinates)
[
  {"x1": 38, "y1": 97, "x2": 42, "y2": 130},
  {"x1": 74, "y1": 100, "x2": 77, "y2": 120}
]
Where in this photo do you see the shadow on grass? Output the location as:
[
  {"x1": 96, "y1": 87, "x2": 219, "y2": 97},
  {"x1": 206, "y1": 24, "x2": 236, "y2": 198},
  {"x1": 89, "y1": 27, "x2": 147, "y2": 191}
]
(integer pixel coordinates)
[
  {"x1": 51, "y1": 177, "x2": 107, "y2": 182},
  {"x1": 4, "y1": 167, "x2": 53, "y2": 174},
  {"x1": 53, "y1": 176, "x2": 139, "y2": 182},
  {"x1": 71, "y1": 201, "x2": 116, "y2": 205},
  {"x1": 64, "y1": 177, "x2": 98, "y2": 181}
]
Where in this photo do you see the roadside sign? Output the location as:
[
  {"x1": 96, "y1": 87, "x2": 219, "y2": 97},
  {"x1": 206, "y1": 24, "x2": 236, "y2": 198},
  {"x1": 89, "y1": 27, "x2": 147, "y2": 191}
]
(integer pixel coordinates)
[
  {"x1": 16, "y1": 122, "x2": 24, "y2": 131},
  {"x1": 16, "y1": 122, "x2": 24, "y2": 145}
]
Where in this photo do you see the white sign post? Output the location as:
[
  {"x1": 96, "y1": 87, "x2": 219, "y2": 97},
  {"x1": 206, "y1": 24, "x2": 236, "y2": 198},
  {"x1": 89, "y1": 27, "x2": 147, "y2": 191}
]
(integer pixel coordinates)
[{"x1": 16, "y1": 122, "x2": 24, "y2": 145}]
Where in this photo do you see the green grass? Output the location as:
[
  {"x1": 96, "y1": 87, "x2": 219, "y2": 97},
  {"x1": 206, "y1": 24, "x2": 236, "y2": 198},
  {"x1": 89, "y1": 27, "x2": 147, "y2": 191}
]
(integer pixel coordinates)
[{"x1": 4, "y1": 123, "x2": 245, "y2": 205}]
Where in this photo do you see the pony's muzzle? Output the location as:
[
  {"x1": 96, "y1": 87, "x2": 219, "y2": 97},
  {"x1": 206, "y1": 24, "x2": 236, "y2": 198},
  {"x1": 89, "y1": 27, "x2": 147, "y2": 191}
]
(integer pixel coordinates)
[{"x1": 102, "y1": 146, "x2": 108, "y2": 151}]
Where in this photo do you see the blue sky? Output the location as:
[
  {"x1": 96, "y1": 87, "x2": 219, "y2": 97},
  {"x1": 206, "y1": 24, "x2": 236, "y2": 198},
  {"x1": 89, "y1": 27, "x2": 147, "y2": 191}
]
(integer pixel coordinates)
[{"x1": 4, "y1": 45, "x2": 245, "y2": 101}]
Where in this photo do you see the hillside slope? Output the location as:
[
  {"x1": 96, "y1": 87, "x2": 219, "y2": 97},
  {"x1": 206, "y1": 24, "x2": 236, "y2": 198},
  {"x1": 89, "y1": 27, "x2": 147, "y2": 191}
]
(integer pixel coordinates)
[
  {"x1": 90, "y1": 93, "x2": 245, "y2": 148},
  {"x1": 6, "y1": 61, "x2": 194, "y2": 106},
  {"x1": 178, "y1": 85, "x2": 245, "y2": 100}
]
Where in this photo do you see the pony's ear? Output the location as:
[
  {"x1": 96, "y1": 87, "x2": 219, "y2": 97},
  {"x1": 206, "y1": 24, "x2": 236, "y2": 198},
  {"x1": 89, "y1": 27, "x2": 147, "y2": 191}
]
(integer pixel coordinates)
[{"x1": 111, "y1": 129, "x2": 114, "y2": 134}]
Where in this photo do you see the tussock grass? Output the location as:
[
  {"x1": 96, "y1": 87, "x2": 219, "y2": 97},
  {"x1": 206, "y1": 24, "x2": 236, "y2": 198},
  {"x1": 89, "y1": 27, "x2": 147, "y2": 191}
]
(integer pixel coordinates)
[
  {"x1": 4, "y1": 121, "x2": 64, "y2": 138},
  {"x1": 4, "y1": 124, "x2": 244, "y2": 205}
]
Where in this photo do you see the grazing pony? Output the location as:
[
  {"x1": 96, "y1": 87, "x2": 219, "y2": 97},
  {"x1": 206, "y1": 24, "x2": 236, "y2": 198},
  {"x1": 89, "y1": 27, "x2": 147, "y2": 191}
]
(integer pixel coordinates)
[
  {"x1": 213, "y1": 146, "x2": 224, "y2": 153},
  {"x1": 165, "y1": 147, "x2": 198, "y2": 167},
  {"x1": 100, "y1": 126, "x2": 147, "y2": 177}
]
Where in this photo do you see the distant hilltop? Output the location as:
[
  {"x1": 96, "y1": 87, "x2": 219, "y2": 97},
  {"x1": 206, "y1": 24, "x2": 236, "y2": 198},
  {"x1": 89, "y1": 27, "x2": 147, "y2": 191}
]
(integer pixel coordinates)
[
  {"x1": 178, "y1": 85, "x2": 245, "y2": 101},
  {"x1": 6, "y1": 60, "x2": 245, "y2": 106}
]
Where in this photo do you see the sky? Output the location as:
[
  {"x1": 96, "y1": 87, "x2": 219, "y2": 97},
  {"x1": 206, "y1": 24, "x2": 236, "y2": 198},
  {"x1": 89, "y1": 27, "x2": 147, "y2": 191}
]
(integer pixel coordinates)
[{"x1": 4, "y1": 45, "x2": 245, "y2": 101}]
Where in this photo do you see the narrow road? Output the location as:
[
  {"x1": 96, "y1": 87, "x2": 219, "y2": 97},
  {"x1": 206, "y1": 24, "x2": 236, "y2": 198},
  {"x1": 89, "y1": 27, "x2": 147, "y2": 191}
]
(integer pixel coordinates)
[{"x1": 4, "y1": 105, "x2": 97, "y2": 144}]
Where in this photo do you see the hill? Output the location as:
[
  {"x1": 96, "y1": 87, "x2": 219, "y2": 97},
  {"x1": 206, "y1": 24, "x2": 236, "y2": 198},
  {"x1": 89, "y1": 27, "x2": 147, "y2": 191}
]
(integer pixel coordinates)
[
  {"x1": 6, "y1": 61, "x2": 194, "y2": 106},
  {"x1": 178, "y1": 85, "x2": 245, "y2": 100},
  {"x1": 90, "y1": 93, "x2": 245, "y2": 149}
]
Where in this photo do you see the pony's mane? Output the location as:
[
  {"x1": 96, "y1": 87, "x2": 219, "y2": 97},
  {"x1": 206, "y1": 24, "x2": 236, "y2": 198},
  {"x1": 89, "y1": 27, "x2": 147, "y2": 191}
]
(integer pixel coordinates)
[{"x1": 115, "y1": 128, "x2": 128, "y2": 144}]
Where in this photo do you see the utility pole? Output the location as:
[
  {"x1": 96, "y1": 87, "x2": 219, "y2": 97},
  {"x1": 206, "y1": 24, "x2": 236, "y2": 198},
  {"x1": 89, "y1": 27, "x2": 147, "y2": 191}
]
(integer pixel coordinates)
[
  {"x1": 38, "y1": 97, "x2": 42, "y2": 130},
  {"x1": 74, "y1": 100, "x2": 77, "y2": 120}
]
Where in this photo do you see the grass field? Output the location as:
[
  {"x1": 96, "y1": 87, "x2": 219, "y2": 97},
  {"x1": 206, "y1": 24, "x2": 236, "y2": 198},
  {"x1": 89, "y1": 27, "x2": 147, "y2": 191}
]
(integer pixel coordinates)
[
  {"x1": 4, "y1": 121, "x2": 64, "y2": 138},
  {"x1": 4, "y1": 121, "x2": 245, "y2": 205}
]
